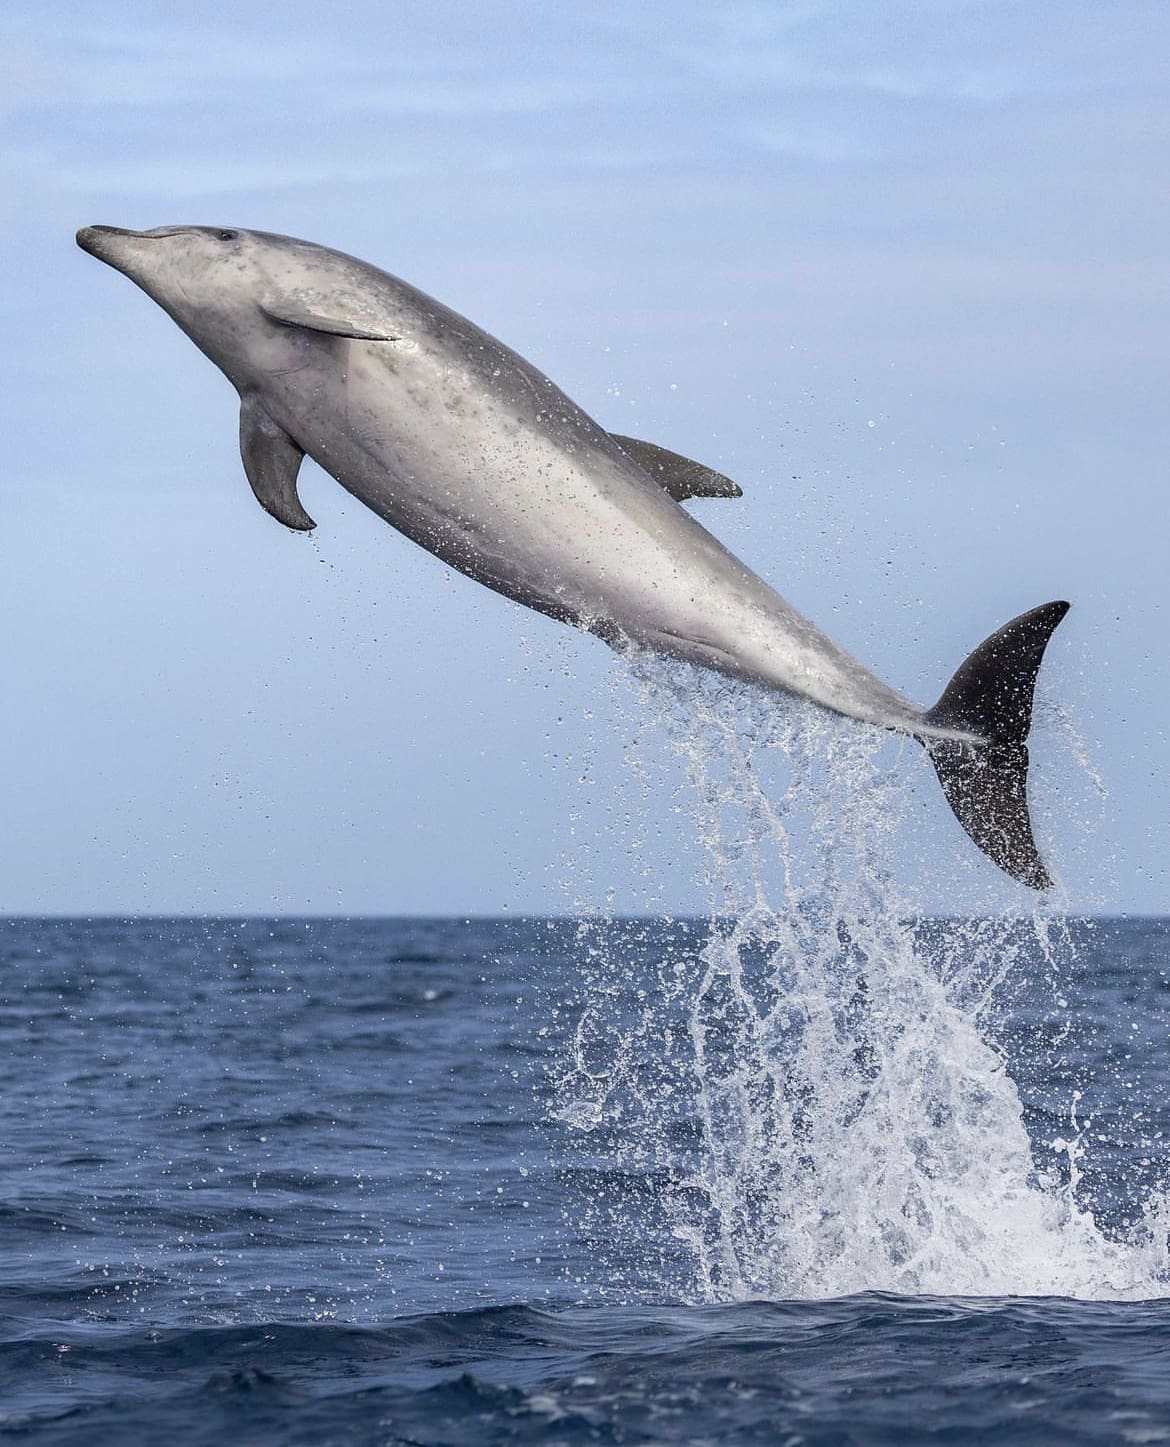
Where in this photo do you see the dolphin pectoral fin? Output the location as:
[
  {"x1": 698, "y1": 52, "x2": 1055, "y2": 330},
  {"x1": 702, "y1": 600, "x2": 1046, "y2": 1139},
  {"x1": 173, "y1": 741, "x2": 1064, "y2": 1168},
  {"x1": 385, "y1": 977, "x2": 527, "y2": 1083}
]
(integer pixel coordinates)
[
  {"x1": 239, "y1": 395, "x2": 316, "y2": 531},
  {"x1": 261, "y1": 300, "x2": 398, "y2": 342},
  {"x1": 610, "y1": 434, "x2": 743, "y2": 500}
]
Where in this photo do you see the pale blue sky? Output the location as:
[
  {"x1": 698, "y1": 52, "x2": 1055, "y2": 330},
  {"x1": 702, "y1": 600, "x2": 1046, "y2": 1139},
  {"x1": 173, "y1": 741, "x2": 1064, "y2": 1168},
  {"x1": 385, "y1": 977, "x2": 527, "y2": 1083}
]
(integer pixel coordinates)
[{"x1": 1, "y1": 1, "x2": 1167, "y2": 913}]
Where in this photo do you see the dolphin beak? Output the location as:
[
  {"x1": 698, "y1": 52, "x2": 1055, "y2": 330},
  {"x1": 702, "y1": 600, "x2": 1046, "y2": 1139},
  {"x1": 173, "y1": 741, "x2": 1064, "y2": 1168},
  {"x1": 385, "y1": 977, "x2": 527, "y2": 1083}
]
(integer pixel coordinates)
[
  {"x1": 77, "y1": 224, "x2": 137, "y2": 254},
  {"x1": 76, "y1": 225, "x2": 158, "y2": 279}
]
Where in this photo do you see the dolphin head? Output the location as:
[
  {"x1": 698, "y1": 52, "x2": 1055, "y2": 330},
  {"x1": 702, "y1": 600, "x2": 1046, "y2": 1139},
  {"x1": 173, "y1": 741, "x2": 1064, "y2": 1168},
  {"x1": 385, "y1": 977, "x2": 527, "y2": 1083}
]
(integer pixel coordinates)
[
  {"x1": 77, "y1": 225, "x2": 406, "y2": 383},
  {"x1": 76, "y1": 225, "x2": 287, "y2": 376},
  {"x1": 77, "y1": 224, "x2": 255, "y2": 304}
]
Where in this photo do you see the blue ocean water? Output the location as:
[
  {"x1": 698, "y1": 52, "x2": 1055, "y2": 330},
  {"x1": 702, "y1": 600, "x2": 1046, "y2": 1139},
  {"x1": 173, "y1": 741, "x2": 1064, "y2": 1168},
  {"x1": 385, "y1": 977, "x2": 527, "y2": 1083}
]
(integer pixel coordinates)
[{"x1": 2, "y1": 914, "x2": 1169, "y2": 1445}]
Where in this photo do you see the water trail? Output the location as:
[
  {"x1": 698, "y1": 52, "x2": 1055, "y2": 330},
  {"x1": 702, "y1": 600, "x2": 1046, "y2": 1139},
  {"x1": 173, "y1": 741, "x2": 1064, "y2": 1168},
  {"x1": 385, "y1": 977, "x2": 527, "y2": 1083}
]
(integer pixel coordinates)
[{"x1": 556, "y1": 658, "x2": 1170, "y2": 1302}]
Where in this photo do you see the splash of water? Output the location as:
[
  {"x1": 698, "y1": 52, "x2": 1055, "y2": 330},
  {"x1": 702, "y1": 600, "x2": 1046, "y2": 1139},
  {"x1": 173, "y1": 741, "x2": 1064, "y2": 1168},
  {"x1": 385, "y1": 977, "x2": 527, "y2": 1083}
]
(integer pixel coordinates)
[{"x1": 556, "y1": 657, "x2": 1170, "y2": 1302}]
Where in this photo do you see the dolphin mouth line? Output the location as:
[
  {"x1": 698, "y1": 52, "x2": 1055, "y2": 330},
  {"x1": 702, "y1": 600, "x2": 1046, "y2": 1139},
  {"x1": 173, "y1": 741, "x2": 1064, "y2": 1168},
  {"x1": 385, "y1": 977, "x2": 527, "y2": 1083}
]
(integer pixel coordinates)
[
  {"x1": 76, "y1": 224, "x2": 202, "y2": 259},
  {"x1": 77, "y1": 225, "x2": 146, "y2": 255}
]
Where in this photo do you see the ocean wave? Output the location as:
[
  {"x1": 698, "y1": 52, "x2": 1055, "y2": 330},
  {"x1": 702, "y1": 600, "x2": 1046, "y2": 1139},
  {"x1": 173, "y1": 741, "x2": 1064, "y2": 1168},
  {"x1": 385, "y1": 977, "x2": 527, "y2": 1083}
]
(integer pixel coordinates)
[{"x1": 5, "y1": 1298, "x2": 1170, "y2": 1446}]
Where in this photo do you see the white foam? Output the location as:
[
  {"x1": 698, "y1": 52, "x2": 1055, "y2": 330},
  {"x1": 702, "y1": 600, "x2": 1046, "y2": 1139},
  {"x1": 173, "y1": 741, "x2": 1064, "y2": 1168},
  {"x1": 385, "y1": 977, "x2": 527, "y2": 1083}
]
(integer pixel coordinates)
[{"x1": 557, "y1": 658, "x2": 1170, "y2": 1302}]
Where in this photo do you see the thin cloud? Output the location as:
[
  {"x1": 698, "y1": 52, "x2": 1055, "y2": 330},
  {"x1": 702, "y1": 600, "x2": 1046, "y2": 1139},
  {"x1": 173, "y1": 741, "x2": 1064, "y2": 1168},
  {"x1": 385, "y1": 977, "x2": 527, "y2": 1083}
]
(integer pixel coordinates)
[{"x1": 51, "y1": 155, "x2": 421, "y2": 199}]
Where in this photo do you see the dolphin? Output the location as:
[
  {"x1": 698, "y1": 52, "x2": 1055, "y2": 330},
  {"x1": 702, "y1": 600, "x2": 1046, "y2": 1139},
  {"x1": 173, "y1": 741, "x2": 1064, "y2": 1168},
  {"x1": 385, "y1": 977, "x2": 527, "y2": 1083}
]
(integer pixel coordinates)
[{"x1": 76, "y1": 224, "x2": 1069, "y2": 888}]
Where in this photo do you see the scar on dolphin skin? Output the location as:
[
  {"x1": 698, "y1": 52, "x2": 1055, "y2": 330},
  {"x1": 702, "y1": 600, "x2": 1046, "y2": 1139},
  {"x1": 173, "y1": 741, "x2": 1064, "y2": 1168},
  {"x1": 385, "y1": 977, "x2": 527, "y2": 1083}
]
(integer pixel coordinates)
[{"x1": 76, "y1": 223, "x2": 1069, "y2": 888}]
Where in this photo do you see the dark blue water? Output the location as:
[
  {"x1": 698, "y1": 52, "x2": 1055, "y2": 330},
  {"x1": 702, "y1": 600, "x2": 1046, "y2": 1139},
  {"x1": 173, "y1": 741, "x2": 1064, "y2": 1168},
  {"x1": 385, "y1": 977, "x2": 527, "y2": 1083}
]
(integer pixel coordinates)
[{"x1": 2, "y1": 916, "x2": 1169, "y2": 1444}]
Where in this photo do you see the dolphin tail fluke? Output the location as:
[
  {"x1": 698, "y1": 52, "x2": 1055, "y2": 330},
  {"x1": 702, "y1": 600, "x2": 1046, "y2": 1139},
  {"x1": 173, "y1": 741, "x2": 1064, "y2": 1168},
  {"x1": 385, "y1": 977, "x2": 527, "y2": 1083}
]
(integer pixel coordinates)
[{"x1": 922, "y1": 601, "x2": 1070, "y2": 889}]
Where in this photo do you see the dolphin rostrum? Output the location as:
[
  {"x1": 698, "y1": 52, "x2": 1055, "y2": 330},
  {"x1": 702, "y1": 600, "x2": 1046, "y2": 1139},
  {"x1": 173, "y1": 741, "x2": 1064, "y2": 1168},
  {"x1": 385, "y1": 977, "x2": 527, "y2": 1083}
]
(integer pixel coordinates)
[{"x1": 76, "y1": 224, "x2": 1069, "y2": 888}]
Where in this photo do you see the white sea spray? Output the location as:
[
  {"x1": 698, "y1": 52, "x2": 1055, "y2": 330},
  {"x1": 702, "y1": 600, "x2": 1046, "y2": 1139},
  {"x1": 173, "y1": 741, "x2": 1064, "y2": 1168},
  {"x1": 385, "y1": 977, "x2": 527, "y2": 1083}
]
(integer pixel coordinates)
[{"x1": 556, "y1": 656, "x2": 1170, "y2": 1302}]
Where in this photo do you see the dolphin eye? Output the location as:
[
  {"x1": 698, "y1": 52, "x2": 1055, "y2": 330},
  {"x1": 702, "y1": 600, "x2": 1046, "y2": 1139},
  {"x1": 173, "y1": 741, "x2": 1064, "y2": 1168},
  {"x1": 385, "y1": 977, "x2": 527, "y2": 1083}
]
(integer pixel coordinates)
[{"x1": 216, "y1": 229, "x2": 239, "y2": 242}]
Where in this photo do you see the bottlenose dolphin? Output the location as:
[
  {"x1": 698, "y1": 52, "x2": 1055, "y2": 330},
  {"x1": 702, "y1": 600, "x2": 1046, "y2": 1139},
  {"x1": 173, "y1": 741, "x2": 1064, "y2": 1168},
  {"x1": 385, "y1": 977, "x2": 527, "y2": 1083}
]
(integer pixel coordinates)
[{"x1": 76, "y1": 224, "x2": 1069, "y2": 888}]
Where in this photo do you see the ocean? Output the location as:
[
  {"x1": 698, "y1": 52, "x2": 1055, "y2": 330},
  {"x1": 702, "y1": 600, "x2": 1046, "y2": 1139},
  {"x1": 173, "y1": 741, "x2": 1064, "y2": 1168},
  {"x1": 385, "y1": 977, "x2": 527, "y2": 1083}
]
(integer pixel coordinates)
[{"x1": 2, "y1": 912, "x2": 1169, "y2": 1445}]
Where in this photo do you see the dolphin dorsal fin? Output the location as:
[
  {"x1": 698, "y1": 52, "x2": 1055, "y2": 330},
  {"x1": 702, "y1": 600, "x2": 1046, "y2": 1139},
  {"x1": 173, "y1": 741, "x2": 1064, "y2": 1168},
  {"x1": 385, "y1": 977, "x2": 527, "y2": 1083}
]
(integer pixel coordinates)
[
  {"x1": 261, "y1": 298, "x2": 399, "y2": 342},
  {"x1": 239, "y1": 395, "x2": 316, "y2": 531},
  {"x1": 611, "y1": 434, "x2": 743, "y2": 501}
]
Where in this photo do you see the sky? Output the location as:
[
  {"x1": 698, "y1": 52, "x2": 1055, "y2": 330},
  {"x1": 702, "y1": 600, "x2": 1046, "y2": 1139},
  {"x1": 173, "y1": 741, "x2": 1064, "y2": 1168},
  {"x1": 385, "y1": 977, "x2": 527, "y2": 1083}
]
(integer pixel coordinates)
[{"x1": 1, "y1": 0, "x2": 1168, "y2": 915}]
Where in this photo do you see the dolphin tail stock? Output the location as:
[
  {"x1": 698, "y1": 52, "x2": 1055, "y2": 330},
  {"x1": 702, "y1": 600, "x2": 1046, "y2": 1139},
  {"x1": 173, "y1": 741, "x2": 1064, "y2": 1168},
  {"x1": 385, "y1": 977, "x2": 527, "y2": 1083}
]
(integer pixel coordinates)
[{"x1": 921, "y1": 600, "x2": 1070, "y2": 889}]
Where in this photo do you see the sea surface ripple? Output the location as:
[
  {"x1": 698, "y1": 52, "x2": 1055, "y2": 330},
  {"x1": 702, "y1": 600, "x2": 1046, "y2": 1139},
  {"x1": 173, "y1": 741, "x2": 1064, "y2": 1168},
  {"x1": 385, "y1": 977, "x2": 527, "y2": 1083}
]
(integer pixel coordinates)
[{"x1": 1, "y1": 916, "x2": 1169, "y2": 1444}]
